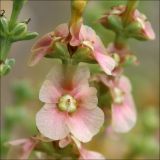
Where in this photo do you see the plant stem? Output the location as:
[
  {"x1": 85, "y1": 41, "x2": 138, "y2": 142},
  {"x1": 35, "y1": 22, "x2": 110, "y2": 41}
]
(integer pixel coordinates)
[
  {"x1": 9, "y1": 0, "x2": 26, "y2": 29},
  {"x1": 0, "y1": 38, "x2": 11, "y2": 61},
  {"x1": 122, "y1": 0, "x2": 139, "y2": 27},
  {"x1": 114, "y1": 34, "x2": 128, "y2": 50}
]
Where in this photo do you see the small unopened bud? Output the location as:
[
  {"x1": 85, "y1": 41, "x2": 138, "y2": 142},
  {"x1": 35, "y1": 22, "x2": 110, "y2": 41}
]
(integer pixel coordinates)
[
  {"x1": 0, "y1": 59, "x2": 15, "y2": 76},
  {"x1": 0, "y1": 16, "x2": 9, "y2": 37},
  {"x1": 11, "y1": 22, "x2": 27, "y2": 37}
]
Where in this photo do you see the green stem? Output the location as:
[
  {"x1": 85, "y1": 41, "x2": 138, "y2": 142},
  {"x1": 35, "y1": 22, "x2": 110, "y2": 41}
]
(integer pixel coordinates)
[
  {"x1": 122, "y1": 0, "x2": 139, "y2": 27},
  {"x1": 0, "y1": 38, "x2": 11, "y2": 61},
  {"x1": 114, "y1": 34, "x2": 128, "y2": 50},
  {"x1": 9, "y1": 0, "x2": 26, "y2": 29}
]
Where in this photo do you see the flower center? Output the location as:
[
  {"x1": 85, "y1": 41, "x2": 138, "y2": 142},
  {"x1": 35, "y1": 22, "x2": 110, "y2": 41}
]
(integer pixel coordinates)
[
  {"x1": 113, "y1": 87, "x2": 125, "y2": 104},
  {"x1": 58, "y1": 94, "x2": 77, "y2": 113},
  {"x1": 82, "y1": 40, "x2": 94, "y2": 51}
]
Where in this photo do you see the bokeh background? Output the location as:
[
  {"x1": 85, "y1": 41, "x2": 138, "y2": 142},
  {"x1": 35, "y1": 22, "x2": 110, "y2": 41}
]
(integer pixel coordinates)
[{"x1": 0, "y1": 0, "x2": 159, "y2": 159}]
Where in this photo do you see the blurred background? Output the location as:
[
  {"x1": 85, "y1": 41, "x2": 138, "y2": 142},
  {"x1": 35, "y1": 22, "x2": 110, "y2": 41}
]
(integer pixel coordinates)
[{"x1": 0, "y1": 0, "x2": 159, "y2": 159}]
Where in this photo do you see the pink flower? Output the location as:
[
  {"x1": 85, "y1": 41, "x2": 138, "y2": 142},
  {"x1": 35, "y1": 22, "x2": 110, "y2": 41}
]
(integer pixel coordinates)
[
  {"x1": 99, "y1": 5, "x2": 155, "y2": 40},
  {"x1": 100, "y1": 75, "x2": 137, "y2": 133},
  {"x1": 30, "y1": 23, "x2": 115, "y2": 75},
  {"x1": 70, "y1": 24, "x2": 116, "y2": 75},
  {"x1": 36, "y1": 62, "x2": 104, "y2": 142},
  {"x1": 7, "y1": 137, "x2": 38, "y2": 160},
  {"x1": 29, "y1": 23, "x2": 69, "y2": 66}
]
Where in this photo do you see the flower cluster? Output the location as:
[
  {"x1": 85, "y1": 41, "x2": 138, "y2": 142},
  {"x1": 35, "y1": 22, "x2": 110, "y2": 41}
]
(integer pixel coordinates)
[{"x1": 7, "y1": 0, "x2": 155, "y2": 159}]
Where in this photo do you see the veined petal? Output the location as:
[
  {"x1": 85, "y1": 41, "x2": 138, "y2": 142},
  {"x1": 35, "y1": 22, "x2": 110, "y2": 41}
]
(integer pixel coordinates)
[
  {"x1": 29, "y1": 48, "x2": 48, "y2": 66},
  {"x1": 118, "y1": 76, "x2": 132, "y2": 93},
  {"x1": 29, "y1": 33, "x2": 53, "y2": 66},
  {"x1": 74, "y1": 87, "x2": 98, "y2": 109},
  {"x1": 46, "y1": 62, "x2": 64, "y2": 89},
  {"x1": 36, "y1": 104, "x2": 69, "y2": 140},
  {"x1": 95, "y1": 52, "x2": 116, "y2": 75},
  {"x1": 72, "y1": 65, "x2": 90, "y2": 88},
  {"x1": 39, "y1": 80, "x2": 61, "y2": 103},
  {"x1": 32, "y1": 33, "x2": 53, "y2": 50},
  {"x1": 7, "y1": 138, "x2": 37, "y2": 160},
  {"x1": 67, "y1": 107, "x2": 104, "y2": 143},
  {"x1": 112, "y1": 94, "x2": 137, "y2": 133},
  {"x1": 54, "y1": 23, "x2": 69, "y2": 38}
]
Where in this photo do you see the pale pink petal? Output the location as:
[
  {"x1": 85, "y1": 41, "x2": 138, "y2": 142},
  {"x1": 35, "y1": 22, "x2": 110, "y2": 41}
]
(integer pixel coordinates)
[
  {"x1": 29, "y1": 48, "x2": 48, "y2": 66},
  {"x1": 94, "y1": 52, "x2": 116, "y2": 75},
  {"x1": 29, "y1": 33, "x2": 54, "y2": 66},
  {"x1": 99, "y1": 74, "x2": 114, "y2": 88},
  {"x1": 118, "y1": 76, "x2": 132, "y2": 93},
  {"x1": 36, "y1": 104, "x2": 69, "y2": 140},
  {"x1": 143, "y1": 21, "x2": 155, "y2": 40},
  {"x1": 79, "y1": 148, "x2": 106, "y2": 160},
  {"x1": 54, "y1": 23, "x2": 69, "y2": 38},
  {"x1": 8, "y1": 138, "x2": 37, "y2": 160},
  {"x1": 112, "y1": 94, "x2": 137, "y2": 133},
  {"x1": 67, "y1": 107, "x2": 104, "y2": 142},
  {"x1": 79, "y1": 25, "x2": 97, "y2": 42},
  {"x1": 74, "y1": 87, "x2": 98, "y2": 109},
  {"x1": 46, "y1": 62, "x2": 64, "y2": 89},
  {"x1": 39, "y1": 80, "x2": 61, "y2": 103},
  {"x1": 72, "y1": 65, "x2": 90, "y2": 89},
  {"x1": 21, "y1": 139, "x2": 37, "y2": 160},
  {"x1": 32, "y1": 33, "x2": 53, "y2": 50}
]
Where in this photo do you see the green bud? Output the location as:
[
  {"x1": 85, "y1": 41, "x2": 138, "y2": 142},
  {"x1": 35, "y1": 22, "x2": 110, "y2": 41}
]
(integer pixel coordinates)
[
  {"x1": 11, "y1": 22, "x2": 27, "y2": 37},
  {"x1": 45, "y1": 42, "x2": 70, "y2": 60},
  {"x1": 107, "y1": 15, "x2": 123, "y2": 33},
  {"x1": 0, "y1": 59, "x2": 15, "y2": 76},
  {"x1": 123, "y1": 54, "x2": 138, "y2": 66},
  {"x1": 72, "y1": 47, "x2": 96, "y2": 64},
  {"x1": 21, "y1": 32, "x2": 39, "y2": 40},
  {"x1": 124, "y1": 21, "x2": 142, "y2": 38},
  {"x1": 11, "y1": 32, "x2": 38, "y2": 42},
  {"x1": 0, "y1": 16, "x2": 9, "y2": 37}
]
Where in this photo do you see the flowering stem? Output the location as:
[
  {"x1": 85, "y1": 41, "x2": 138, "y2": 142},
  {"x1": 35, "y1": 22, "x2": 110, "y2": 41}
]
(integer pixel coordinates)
[
  {"x1": 122, "y1": 0, "x2": 139, "y2": 27},
  {"x1": 114, "y1": 34, "x2": 128, "y2": 50},
  {"x1": 9, "y1": 0, "x2": 27, "y2": 29},
  {"x1": 0, "y1": 38, "x2": 11, "y2": 61}
]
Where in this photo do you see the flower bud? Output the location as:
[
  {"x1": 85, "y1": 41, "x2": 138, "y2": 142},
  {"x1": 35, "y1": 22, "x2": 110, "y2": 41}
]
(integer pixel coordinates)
[
  {"x1": 0, "y1": 16, "x2": 9, "y2": 37},
  {"x1": 11, "y1": 22, "x2": 27, "y2": 36},
  {"x1": 98, "y1": 5, "x2": 155, "y2": 40},
  {"x1": 0, "y1": 58, "x2": 15, "y2": 76}
]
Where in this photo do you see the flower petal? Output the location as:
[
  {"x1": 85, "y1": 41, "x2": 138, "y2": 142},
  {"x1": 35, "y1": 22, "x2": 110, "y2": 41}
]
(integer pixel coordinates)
[
  {"x1": 79, "y1": 148, "x2": 106, "y2": 160},
  {"x1": 39, "y1": 80, "x2": 61, "y2": 103},
  {"x1": 29, "y1": 48, "x2": 48, "y2": 66},
  {"x1": 112, "y1": 94, "x2": 137, "y2": 133},
  {"x1": 54, "y1": 23, "x2": 69, "y2": 38},
  {"x1": 46, "y1": 62, "x2": 64, "y2": 89},
  {"x1": 75, "y1": 87, "x2": 98, "y2": 109},
  {"x1": 36, "y1": 104, "x2": 69, "y2": 140},
  {"x1": 67, "y1": 107, "x2": 104, "y2": 142},
  {"x1": 32, "y1": 33, "x2": 53, "y2": 50},
  {"x1": 72, "y1": 65, "x2": 90, "y2": 89},
  {"x1": 95, "y1": 52, "x2": 116, "y2": 75},
  {"x1": 118, "y1": 76, "x2": 132, "y2": 93}
]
